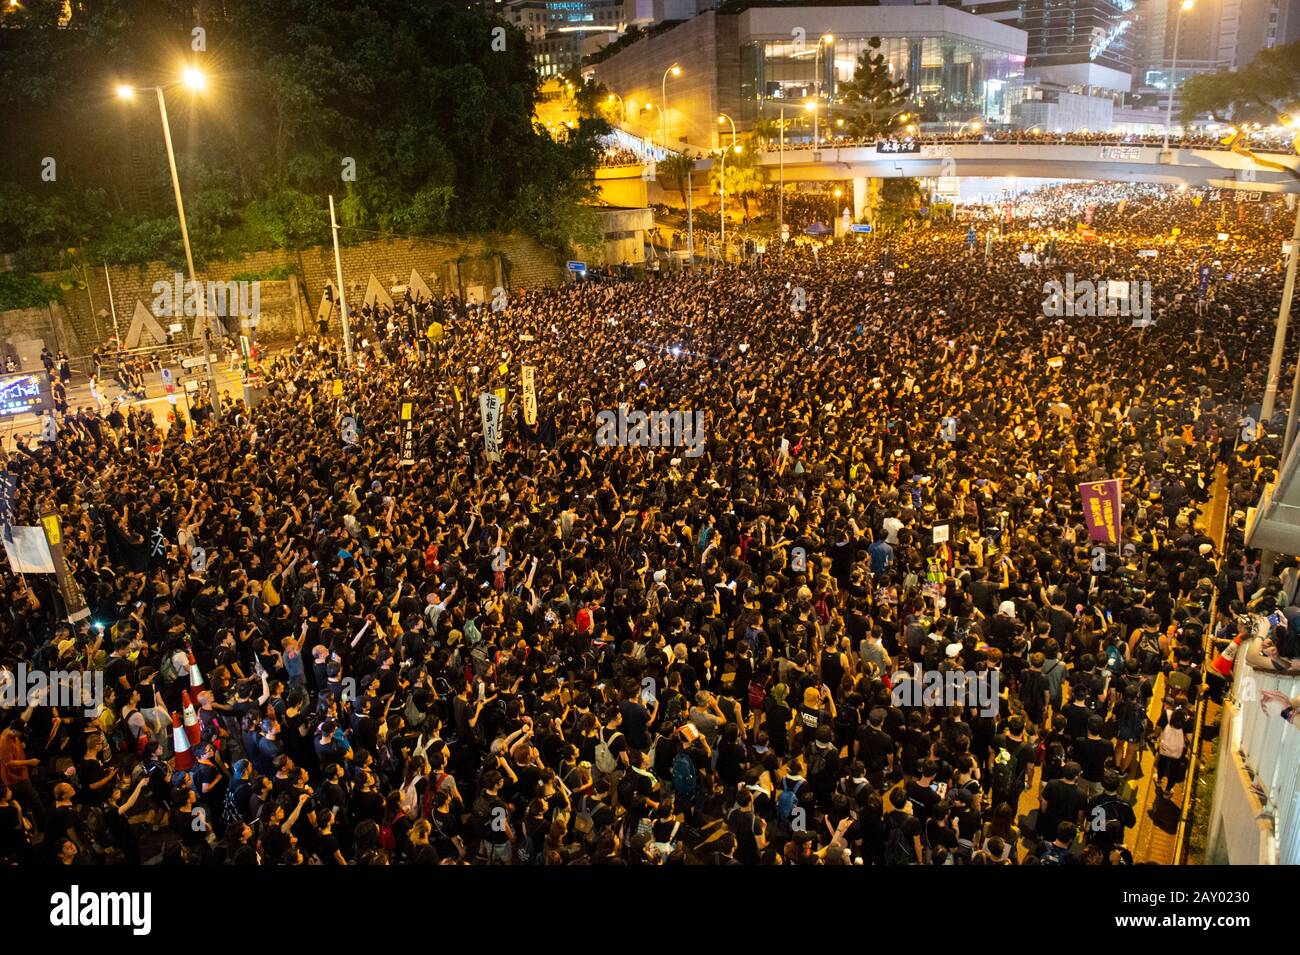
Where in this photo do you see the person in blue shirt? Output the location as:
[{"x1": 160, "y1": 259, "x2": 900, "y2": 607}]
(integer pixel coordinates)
[{"x1": 868, "y1": 537, "x2": 895, "y2": 576}]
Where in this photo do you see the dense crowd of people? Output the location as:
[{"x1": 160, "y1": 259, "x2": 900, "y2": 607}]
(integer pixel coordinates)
[
  {"x1": 772, "y1": 128, "x2": 1296, "y2": 152},
  {"x1": 0, "y1": 181, "x2": 1293, "y2": 865}
]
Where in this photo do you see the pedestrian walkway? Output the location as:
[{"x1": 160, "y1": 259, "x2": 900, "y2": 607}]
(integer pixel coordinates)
[{"x1": 1130, "y1": 463, "x2": 1229, "y2": 863}]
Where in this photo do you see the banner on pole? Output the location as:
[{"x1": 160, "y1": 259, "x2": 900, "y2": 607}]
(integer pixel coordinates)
[
  {"x1": 521, "y1": 365, "x2": 537, "y2": 426},
  {"x1": 1080, "y1": 479, "x2": 1122, "y2": 547},
  {"x1": 399, "y1": 401, "x2": 416, "y2": 465},
  {"x1": 41, "y1": 513, "x2": 89, "y2": 621},
  {"x1": 479, "y1": 392, "x2": 502, "y2": 462}
]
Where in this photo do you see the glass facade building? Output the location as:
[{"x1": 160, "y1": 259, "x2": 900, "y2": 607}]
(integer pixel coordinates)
[{"x1": 741, "y1": 34, "x2": 1025, "y2": 125}]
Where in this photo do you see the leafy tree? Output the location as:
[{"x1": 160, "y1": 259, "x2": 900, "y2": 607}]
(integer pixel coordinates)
[
  {"x1": 659, "y1": 153, "x2": 696, "y2": 208},
  {"x1": 838, "y1": 38, "x2": 910, "y2": 139},
  {"x1": 876, "y1": 178, "x2": 922, "y2": 232},
  {"x1": 0, "y1": 272, "x2": 63, "y2": 310},
  {"x1": 708, "y1": 139, "x2": 764, "y2": 220},
  {"x1": 1181, "y1": 41, "x2": 1300, "y2": 125},
  {"x1": 0, "y1": 0, "x2": 604, "y2": 266}
]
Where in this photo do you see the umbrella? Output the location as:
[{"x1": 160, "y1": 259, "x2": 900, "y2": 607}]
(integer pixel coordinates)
[{"x1": 804, "y1": 222, "x2": 832, "y2": 236}]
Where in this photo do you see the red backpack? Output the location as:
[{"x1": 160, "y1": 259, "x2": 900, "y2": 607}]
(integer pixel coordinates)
[{"x1": 576, "y1": 606, "x2": 593, "y2": 634}]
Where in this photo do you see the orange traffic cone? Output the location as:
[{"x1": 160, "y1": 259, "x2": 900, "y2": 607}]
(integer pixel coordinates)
[
  {"x1": 171, "y1": 711, "x2": 194, "y2": 770},
  {"x1": 181, "y1": 690, "x2": 202, "y2": 746},
  {"x1": 1211, "y1": 633, "x2": 1245, "y2": 677},
  {"x1": 187, "y1": 650, "x2": 206, "y2": 695}
]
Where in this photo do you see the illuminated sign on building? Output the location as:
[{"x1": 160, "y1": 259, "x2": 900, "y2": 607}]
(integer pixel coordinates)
[{"x1": 0, "y1": 372, "x2": 52, "y2": 418}]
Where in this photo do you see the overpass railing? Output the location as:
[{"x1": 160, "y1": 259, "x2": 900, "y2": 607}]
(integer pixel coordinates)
[{"x1": 1228, "y1": 641, "x2": 1300, "y2": 865}]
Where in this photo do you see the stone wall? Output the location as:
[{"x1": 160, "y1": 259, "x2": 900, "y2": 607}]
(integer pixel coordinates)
[
  {"x1": 19, "y1": 232, "x2": 564, "y2": 357},
  {"x1": 0, "y1": 303, "x2": 82, "y2": 371}
]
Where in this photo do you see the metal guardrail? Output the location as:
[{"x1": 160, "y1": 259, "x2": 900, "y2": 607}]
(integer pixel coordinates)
[{"x1": 1172, "y1": 463, "x2": 1231, "y2": 864}]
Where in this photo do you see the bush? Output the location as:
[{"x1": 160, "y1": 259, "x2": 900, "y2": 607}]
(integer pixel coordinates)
[{"x1": 0, "y1": 272, "x2": 63, "y2": 310}]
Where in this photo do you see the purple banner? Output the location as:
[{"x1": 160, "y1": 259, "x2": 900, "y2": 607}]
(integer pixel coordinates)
[{"x1": 1080, "y1": 479, "x2": 1122, "y2": 547}]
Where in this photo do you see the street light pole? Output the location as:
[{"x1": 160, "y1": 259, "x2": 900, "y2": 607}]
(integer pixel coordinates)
[
  {"x1": 1262, "y1": 198, "x2": 1300, "y2": 423},
  {"x1": 152, "y1": 84, "x2": 221, "y2": 421},
  {"x1": 103, "y1": 263, "x2": 121, "y2": 347},
  {"x1": 328, "y1": 195, "x2": 355, "y2": 368},
  {"x1": 607, "y1": 92, "x2": 626, "y2": 127},
  {"x1": 661, "y1": 63, "x2": 681, "y2": 151},
  {"x1": 718, "y1": 113, "x2": 738, "y2": 257},
  {"x1": 1163, "y1": 0, "x2": 1195, "y2": 151},
  {"x1": 779, "y1": 105, "x2": 786, "y2": 239},
  {"x1": 686, "y1": 163, "x2": 694, "y2": 265},
  {"x1": 641, "y1": 103, "x2": 660, "y2": 159}
]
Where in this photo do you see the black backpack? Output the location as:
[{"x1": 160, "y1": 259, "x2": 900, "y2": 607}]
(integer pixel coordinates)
[{"x1": 885, "y1": 819, "x2": 914, "y2": 865}]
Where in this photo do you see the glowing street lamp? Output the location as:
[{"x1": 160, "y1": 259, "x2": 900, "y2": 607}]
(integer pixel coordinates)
[
  {"x1": 718, "y1": 112, "x2": 739, "y2": 252},
  {"x1": 114, "y1": 68, "x2": 223, "y2": 419},
  {"x1": 1163, "y1": 0, "x2": 1196, "y2": 150},
  {"x1": 606, "y1": 91, "x2": 626, "y2": 125},
  {"x1": 661, "y1": 63, "x2": 681, "y2": 148}
]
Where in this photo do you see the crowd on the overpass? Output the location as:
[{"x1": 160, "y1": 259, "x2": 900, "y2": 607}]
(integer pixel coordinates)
[
  {"x1": 602, "y1": 128, "x2": 1295, "y2": 165},
  {"x1": 0, "y1": 181, "x2": 1293, "y2": 865}
]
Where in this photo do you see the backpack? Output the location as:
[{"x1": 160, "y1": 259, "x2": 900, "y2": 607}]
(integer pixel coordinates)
[
  {"x1": 403, "y1": 695, "x2": 427, "y2": 729},
  {"x1": 576, "y1": 607, "x2": 593, "y2": 634},
  {"x1": 884, "y1": 819, "x2": 914, "y2": 865},
  {"x1": 1136, "y1": 632, "x2": 1162, "y2": 674},
  {"x1": 747, "y1": 679, "x2": 768, "y2": 710},
  {"x1": 775, "y1": 775, "x2": 804, "y2": 823},
  {"x1": 1158, "y1": 722, "x2": 1185, "y2": 759},
  {"x1": 463, "y1": 618, "x2": 482, "y2": 647},
  {"x1": 400, "y1": 776, "x2": 424, "y2": 819},
  {"x1": 671, "y1": 750, "x2": 698, "y2": 799},
  {"x1": 1115, "y1": 699, "x2": 1145, "y2": 740},
  {"x1": 990, "y1": 743, "x2": 1019, "y2": 798},
  {"x1": 807, "y1": 746, "x2": 834, "y2": 788},
  {"x1": 593, "y1": 729, "x2": 622, "y2": 778},
  {"x1": 421, "y1": 772, "x2": 449, "y2": 821},
  {"x1": 661, "y1": 692, "x2": 686, "y2": 724},
  {"x1": 1088, "y1": 797, "x2": 1126, "y2": 843}
]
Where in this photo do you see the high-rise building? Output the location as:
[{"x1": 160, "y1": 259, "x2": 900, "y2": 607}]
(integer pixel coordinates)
[
  {"x1": 959, "y1": 0, "x2": 1135, "y2": 91},
  {"x1": 495, "y1": 0, "x2": 626, "y2": 77},
  {"x1": 1130, "y1": 0, "x2": 1298, "y2": 114}
]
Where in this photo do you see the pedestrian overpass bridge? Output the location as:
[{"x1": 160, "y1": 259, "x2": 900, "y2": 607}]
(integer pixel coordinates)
[{"x1": 595, "y1": 141, "x2": 1300, "y2": 212}]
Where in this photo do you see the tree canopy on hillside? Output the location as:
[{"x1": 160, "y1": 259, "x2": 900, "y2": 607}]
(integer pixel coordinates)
[{"x1": 0, "y1": 0, "x2": 605, "y2": 269}]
